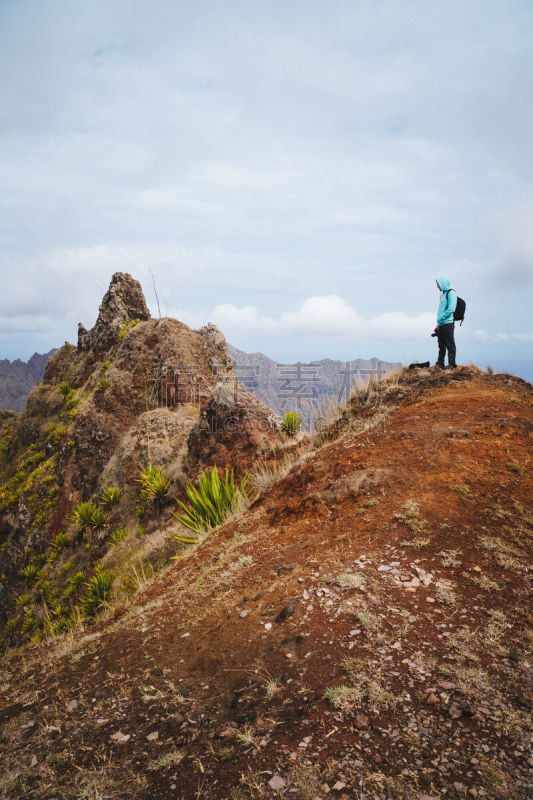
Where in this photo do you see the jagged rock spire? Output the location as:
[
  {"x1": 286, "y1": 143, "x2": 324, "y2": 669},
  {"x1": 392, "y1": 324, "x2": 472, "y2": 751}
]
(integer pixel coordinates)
[{"x1": 77, "y1": 273, "x2": 150, "y2": 352}]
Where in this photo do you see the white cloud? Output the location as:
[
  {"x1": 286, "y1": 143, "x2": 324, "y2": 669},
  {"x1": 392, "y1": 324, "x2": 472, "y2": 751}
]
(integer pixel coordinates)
[
  {"x1": 175, "y1": 295, "x2": 434, "y2": 341},
  {"x1": 475, "y1": 329, "x2": 533, "y2": 344},
  {"x1": 0, "y1": 315, "x2": 55, "y2": 334},
  {"x1": 281, "y1": 296, "x2": 363, "y2": 335},
  {"x1": 367, "y1": 310, "x2": 435, "y2": 338}
]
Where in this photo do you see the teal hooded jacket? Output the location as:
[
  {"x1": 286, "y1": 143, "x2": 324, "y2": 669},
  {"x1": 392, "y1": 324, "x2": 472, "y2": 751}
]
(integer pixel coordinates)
[{"x1": 436, "y1": 277, "x2": 457, "y2": 326}]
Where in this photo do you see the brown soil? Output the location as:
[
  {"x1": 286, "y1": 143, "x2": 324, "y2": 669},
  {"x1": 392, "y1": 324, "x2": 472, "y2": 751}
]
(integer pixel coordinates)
[{"x1": 1, "y1": 367, "x2": 531, "y2": 800}]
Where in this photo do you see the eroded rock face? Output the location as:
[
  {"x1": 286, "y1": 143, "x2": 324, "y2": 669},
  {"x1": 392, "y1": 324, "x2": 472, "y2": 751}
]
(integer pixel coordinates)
[
  {"x1": 187, "y1": 381, "x2": 281, "y2": 476},
  {"x1": 0, "y1": 272, "x2": 285, "y2": 648},
  {"x1": 77, "y1": 272, "x2": 150, "y2": 353},
  {"x1": 4, "y1": 274, "x2": 282, "y2": 500},
  {"x1": 200, "y1": 323, "x2": 234, "y2": 383}
]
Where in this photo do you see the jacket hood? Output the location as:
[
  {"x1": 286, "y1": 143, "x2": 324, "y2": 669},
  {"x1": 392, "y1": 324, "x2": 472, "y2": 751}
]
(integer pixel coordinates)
[{"x1": 437, "y1": 277, "x2": 451, "y2": 292}]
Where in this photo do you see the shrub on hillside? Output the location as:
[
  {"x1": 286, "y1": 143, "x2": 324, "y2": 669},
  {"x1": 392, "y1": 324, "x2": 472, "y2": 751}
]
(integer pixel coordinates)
[
  {"x1": 173, "y1": 466, "x2": 251, "y2": 539},
  {"x1": 136, "y1": 465, "x2": 171, "y2": 515},
  {"x1": 281, "y1": 410, "x2": 303, "y2": 436},
  {"x1": 100, "y1": 486, "x2": 122, "y2": 508},
  {"x1": 70, "y1": 501, "x2": 106, "y2": 536},
  {"x1": 81, "y1": 568, "x2": 114, "y2": 618}
]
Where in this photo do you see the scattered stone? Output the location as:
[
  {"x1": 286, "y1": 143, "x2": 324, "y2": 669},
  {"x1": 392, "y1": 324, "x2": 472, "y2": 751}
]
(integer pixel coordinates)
[
  {"x1": 268, "y1": 775, "x2": 286, "y2": 791},
  {"x1": 438, "y1": 681, "x2": 456, "y2": 691},
  {"x1": 147, "y1": 731, "x2": 159, "y2": 741},
  {"x1": 333, "y1": 781, "x2": 346, "y2": 791},
  {"x1": 66, "y1": 699, "x2": 78, "y2": 712},
  {"x1": 239, "y1": 610, "x2": 250, "y2": 618},
  {"x1": 264, "y1": 622, "x2": 272, "y2": 631},
  {"x1": 111, "y1": 731, "x2": 131, "y2": 744},
  {"x1": 412, "y1": 565, "x2": 433, "y2": 586}
]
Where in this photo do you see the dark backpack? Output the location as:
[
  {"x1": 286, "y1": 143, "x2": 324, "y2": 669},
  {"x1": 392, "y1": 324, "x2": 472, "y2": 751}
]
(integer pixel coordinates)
[{"x1": 447, "y1": 289, "x2": 466, "y2": 325}]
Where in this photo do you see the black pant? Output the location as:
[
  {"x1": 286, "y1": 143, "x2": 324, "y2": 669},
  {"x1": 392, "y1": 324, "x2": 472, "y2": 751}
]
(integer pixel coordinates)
[{"x1": 436, "y1": 323, "x2": 456, "y2": 367}]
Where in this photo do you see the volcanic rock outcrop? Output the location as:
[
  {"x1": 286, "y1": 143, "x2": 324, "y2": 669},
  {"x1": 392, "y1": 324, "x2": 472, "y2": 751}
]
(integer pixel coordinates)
[
  {"x1": 0, "y1": 273, "x2": 282, "y2": 648},
  {"x1": 76, "y1": 271, "x2": 151, "y2": 353}
]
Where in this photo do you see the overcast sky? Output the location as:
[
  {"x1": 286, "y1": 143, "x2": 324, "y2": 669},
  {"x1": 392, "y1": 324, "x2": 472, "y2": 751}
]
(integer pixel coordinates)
[{"x1": 1, "y1": 0, "x2": 532, "y2": 378}]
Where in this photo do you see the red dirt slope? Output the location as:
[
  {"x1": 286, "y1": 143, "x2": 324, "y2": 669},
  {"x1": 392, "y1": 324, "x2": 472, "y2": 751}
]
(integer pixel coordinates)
[{"x1": 1, "y1": 367, "x2": 531, "y2": 799}]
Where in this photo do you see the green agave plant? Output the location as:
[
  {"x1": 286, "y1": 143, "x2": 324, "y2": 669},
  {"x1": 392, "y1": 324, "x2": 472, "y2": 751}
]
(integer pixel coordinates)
[
  {"x1": 281, "y1": 410, "x2": 303, "y2": 436},
  {"x1": 109, "y1": 527, "x2": 129, "y2": 545},
  {"x1": 173, "y1": 466, "x2": 250, "y2": 539},
  {"x1": 58, "y1": 381, "x2": 72, "y2": 396},
  {"x1": 52, "y1": 532, "x2": 71, "y2": 549},
  {"x1": 20, "y1": 563, "x2": 40, "y2": 583},
  {"x1": 136, "y1": 465, "x2": 171, "y2": 513},
  {"x1": 70, "y1": 501, "x2": 106, "y2": 531},
  {"x1": 81, "y1": 568, "x2": 114, "y2": 618},
  {"x1": 100, "y1": 486, "x2": 122, "y2": 508}
]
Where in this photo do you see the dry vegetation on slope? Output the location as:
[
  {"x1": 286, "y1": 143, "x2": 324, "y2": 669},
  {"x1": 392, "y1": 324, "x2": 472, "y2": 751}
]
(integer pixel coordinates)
[{"x1": 0, "y1": 367, "x2": 532, "y2": 800}]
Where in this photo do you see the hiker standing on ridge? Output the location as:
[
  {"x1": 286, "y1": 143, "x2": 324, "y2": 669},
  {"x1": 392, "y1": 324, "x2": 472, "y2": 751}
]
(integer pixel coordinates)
[{"x1": 433, "y1": 277, "x2": 457, "y2": 369}]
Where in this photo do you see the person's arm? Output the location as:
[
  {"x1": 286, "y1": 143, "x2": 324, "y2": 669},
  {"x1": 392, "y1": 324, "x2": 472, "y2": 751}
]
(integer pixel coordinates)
[
  {"x1": 447, "y1": 289, "x2": 458, "y2": 317},
  {"x1": 437, "y1": 290, "x2": 457, "y2": 325}
]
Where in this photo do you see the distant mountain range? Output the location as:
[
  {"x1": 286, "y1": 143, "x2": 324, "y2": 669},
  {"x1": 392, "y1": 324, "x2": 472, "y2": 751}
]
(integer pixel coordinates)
[
  {"x1": 0, "y1": 346, "x2": 401, "y2": 423},
  {"x1": 228, "y1": 345, "x2": 402, "y2": 428},
  {"x1": 0, "y1": 351, "x2": 55, "y2": 412}
]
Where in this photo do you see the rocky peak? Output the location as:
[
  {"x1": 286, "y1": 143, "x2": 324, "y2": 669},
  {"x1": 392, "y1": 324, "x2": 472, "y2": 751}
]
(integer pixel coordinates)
[
  {"x1": 200, "y1": 323, "x2": 234, "y2": 383},
  {"x1": 77, "y1": 272, "x2": 151, "y2": 352}
]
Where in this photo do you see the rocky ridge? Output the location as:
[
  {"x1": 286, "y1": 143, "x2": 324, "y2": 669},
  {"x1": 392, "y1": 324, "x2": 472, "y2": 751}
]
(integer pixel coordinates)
[
  {"x1": 0, "y1": 363, "x2": 531, "y2": 799},
  {"x1": 0, "y1": 273, "x2": 282, "y2": 650}
]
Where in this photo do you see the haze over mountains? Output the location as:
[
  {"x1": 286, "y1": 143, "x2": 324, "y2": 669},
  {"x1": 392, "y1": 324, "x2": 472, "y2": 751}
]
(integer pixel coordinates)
[
  {"x1": 228, "y1": 345, "x2": 401, "y2": 428},
  {"x1": 0, "y1": 351, "x2": 54, "y2": 412}
]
